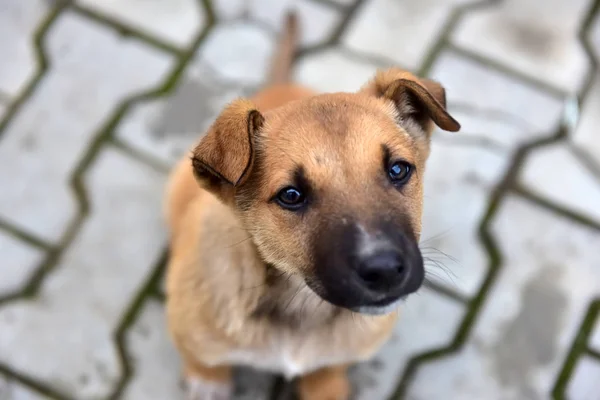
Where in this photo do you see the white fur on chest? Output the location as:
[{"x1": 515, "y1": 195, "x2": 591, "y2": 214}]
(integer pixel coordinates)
[{"x1": 220, "y1": 335, "x2": 363, "y2": 379}]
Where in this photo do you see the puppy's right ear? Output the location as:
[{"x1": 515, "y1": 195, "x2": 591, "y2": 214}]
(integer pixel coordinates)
[{"x1": 191, "y1": 99, "x2": 264, "y2": 194}]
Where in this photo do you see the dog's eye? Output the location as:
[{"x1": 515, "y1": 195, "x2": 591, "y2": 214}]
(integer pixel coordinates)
[
  {"x1": 276, "y1": 187, "x2": 306, "y2": 210},
  {"x1": 388, "y1": 161, "x2": 412, "y2": 185}
]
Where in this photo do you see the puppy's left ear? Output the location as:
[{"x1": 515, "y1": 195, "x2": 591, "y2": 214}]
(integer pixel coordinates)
[{"x1": 360, "y1": 68, "x2": 460, "y2": 136}]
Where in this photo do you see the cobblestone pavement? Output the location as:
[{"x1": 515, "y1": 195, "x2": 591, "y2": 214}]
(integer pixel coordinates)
[{"x1": 1, "y1": 0, "x2": 599, "y2": 399}]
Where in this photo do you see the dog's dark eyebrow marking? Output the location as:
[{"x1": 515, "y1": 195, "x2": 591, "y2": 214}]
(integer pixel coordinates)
[
  {"x1": 293, "y1": 165, "x2": 311, "y2": 192},
  {"x1": 381, "y1": 144, "x2": 392, "y2": 170}
]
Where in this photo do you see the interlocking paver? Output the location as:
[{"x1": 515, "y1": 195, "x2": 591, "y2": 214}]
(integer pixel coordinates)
[
  {"x1": 0, "y1": 376, "x2": 49, "y2": 400},
  {"x1": 349, "y1": 289, "x2": 464, "y2": 399},
  {"x1": 118, "y1": 22, "x2": 272, "y2": 165},
  {"x1": 215, "y1": 0, "x2": 341, "y2": 47},
  {"x1": 0, "y1": 231, "x2": 44, "y2": 296},
  {"x1": 0, "y1": 0, "x2": 49, "y2": 98},
  {"x1": 0, "y1": 12, "x2": 172, "y2": 243},
  {"x1": 122, "y1": 299, "x2": 182, "y2": 400},
  {"x1": 406, "y1": 195, "x2": 600, "y2": 399},
  {"x1": 342, "y1": 0, "x2": 475, "y2": 70},
  {"x1": 572, "y1": 75, "x2": 600, "y2": 170},
  {"x1": 77, "y1": 0, "x2": 206, "y2": 48},
  {"x1": 519, "y1": 144, "x2": 600, "y2": 224},
  {"x1": 295, "y1": 49, "x2": 380, "y2": 92},
  {"x1": 419, "y1": 51, "x2": 562, "y2": 297},
  {"x1": 452, "y1": 0, "x2": 591, "y2": 91},
  {"x1": 567, "y1": 357, "x2": 600, "y2": 400},
  {"x1": 0, "y1": 147, "x2": 167, "y2": 399}
]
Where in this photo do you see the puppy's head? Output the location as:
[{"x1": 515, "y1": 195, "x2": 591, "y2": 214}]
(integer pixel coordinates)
[{"x1": 192, "y1": 69, "x2": 460, "y2": 315}]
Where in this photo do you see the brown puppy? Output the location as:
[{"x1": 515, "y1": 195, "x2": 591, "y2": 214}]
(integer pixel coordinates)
[{"x1": 164, "y1": 12, "x2": 460, "y2": 400}]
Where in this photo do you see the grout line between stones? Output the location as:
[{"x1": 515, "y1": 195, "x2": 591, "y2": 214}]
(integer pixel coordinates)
[
  {"x1": 587, "y1": 348, "x2": 600, "y2": 362},
  {"x1": 552, "y1": 299, "x2": 600, "y2": 398},
  {"x1": 0, "y1": 362, "x2": 73, "y2": 400},
  {"x1": 417, "y1": 0, "x2": 499, "y2": 77},
  {"x1": 69, "y1": 3, "x2": 185, "y2": 57},
  {"x1": 0, "y1": 0, "x2": 69, "y2": 137},
  {"x1": 512, "y1": 184, "x2": 600, "y2": 233},
  {"x1": 108, "y1": 248, "x2": 169, "y2": 400},
  {"x1": 0, "y1": 218, "x2": 53, "y2": 250},
  {"x1": 295, "y1": 0, "x2": 366, "y2": 58}
]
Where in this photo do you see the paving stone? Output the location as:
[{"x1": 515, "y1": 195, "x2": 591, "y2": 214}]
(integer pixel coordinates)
[
  {"x1": 0, "y1": 147, "x2": 167, "y2": 399},
  {"x1": 0, "y1": 376, "x2": 49, "y2": 400},
  {"x1": 122, "y1": 300, "x2": 182, "y2": 400},
  {"x1": 295, "y1": 48, "x2": 380, "y2": 92},
  {"x1": 215, "y1": 0, "x2": 341, "y2": 47},
  {"x1": 429, "y1": 51, "x2": 563, "y2": 148},
  {"x1": 0, "y1": 12, "x2": 172, "y2": 244},
  {"x1": 406, "y1": 195, "x2": 600, "y2": 399},
  {"x1": 567, "y1": 357, "x2": 600, "y2": 400},
  {"x1": 519, "y1": 144, "x2": 600, "y2": 225},
  {"x1": 572, "y1": 74, "x2": 600, "y2": 170},
  {"x1": 452, "y1": 0, "x2": 590, "y2": 91},
  {"x1": 349, "y1": 288, "x2": 464, "y2": 399},
  {"x1": 0, "y1": 0, "x2": 49, "y2": 97},
  {"x1": 420, "y1": 141, "x2": 508, "y2": 298},
  {"x1": 77, "y1": 0, "x2": 206, "y2": 48},
  {"x1": 0, "y1": 231, "x2": 45, "y2": 296},
  {"x1": 118, "y1": 22, "x2": 273, "y2": 165},
  {"x1": 342, "y1": 0, "x2": 474, "y2": 70}
]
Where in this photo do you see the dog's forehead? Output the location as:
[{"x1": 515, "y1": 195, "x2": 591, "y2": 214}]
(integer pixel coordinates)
[{"x1": 261, "y1": 93, "x2": 415, "y2": 160}]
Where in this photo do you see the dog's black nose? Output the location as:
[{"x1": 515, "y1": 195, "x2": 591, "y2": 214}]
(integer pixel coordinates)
[{"x1": 357, "y1": 251, "x2": 405, "y2": 290}]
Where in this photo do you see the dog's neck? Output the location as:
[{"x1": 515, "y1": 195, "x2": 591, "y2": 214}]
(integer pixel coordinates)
[{"x1": 250, "y1": 264, "x2": 343, "y2": 330}]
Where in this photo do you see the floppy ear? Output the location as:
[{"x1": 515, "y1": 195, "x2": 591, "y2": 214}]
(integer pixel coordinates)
[
  {"x1": 191, "y1": 99, "x2": 264, "y2": 190},
  {"x1": 360, "y1": 68, "x2": 460, "y2": 136}
]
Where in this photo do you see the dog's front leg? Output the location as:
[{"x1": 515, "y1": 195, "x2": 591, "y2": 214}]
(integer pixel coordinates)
[
  {"x1": 184, "y1": 361, "x2": 233, "y2": 400},
  {"x1": 297, "y1": 365, "x2": 350, "y2": 400}
]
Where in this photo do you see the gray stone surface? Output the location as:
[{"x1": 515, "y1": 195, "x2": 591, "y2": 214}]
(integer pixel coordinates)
[
  {"x1": 350, "y1": 289, "x2": 464, "y2": 399},
  {"x1": 2, "y1": 0, "x2": 600, "y2": 398},
  {"x1": 429, "y1": 51, "x2": 563, "y2": 148},
  {"x1": 78, "y1": 0, "x2": 206, "y2": 48},
  {"x1": 452, "y1": 0, "x2": 590, "y2": 91},
  {"x1": 0, "y1": 12, "x2": 172, "y2": 243},
  {"x1": 0, "y1": 231, "x2": 44, "y2": 296},
  {"x1": 0, "y1": 147, "x2": 167, "y2": 399},
  {"x1": 407, "y1": 196, "x2": 600, "y2": 399},
  {"x1": 567, "y1": 357, "x2": 600, "y2": 400},
  {"x1": 0, "y1": 377, "x2": 49, "y2": 400},
  {"x1": 295, "y1": 48, "x2": 380, "y2": 92},
  {"x1": 520, "y1": 144, "x2": 600, "y2": 224},
  {"x1": 343, "y1": 0, "x2": 474, "y2": 69},
  {"x1": 0, "y1": 0, "x2": 49, "y2": 97},
  {"x1": 420, "y1": 141, "x2": 508, "y2": 298}
]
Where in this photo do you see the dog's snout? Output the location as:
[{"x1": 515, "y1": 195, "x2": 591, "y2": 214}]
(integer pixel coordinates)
[{"x1": 357, "y1": 251, "x2": 405, "y2": 289}]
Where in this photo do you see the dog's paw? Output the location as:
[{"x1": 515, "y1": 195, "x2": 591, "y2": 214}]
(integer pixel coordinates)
[{"x1": 185, "y1": 377, "x2": 233, "y2": 400}]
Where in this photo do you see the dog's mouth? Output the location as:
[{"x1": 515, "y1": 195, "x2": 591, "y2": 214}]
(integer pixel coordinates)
[{"x1": 303, "y1": 276, "x2": 409, "y2": 315}]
